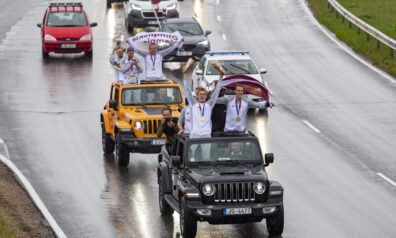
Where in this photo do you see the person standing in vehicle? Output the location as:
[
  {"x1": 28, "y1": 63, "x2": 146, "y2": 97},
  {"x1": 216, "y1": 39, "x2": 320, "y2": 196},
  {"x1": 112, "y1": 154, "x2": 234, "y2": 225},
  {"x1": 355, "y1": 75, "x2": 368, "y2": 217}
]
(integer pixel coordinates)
[
  {"x1": 110, "y1": 47, "x2": 126, "y2": 83},
  {"x1": 217, "y1": 85, "x2": 272, "y2": 133},
  {"x1": 132, "y1": 42, "x2": 180, "y2": 81},
  {"x1": 157, "y1": 107, "x2": 179, "y2": 152},
  {"x1": 183, "y1": 74, "x2": 224, "y2": 139},
  {"x1": 121, "y1": 47, "x2": 141, "y2": 84},
  {"x1": 177, "y1": 92, "x2": 196, "y2": 135}
]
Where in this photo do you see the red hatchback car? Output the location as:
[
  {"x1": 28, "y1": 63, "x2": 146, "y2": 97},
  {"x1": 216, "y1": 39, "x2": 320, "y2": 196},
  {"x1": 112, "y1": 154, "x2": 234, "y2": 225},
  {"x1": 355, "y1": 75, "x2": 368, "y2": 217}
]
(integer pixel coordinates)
[{"x1": 37, "y1": 2, "x2": 97, "y2": 59}]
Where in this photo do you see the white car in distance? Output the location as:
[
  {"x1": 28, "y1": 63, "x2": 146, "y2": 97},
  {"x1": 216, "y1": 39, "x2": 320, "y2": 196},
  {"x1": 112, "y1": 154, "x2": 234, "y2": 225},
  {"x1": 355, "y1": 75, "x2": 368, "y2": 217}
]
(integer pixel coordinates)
[{"x1": 191, "y1": 51, "x2": 268, "y2": 101}]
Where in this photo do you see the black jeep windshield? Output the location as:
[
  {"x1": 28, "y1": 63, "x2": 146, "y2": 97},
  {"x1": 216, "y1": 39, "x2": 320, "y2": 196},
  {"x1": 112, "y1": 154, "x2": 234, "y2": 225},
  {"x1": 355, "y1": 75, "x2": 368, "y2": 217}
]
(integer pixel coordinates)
[
  {"x1": 47, "y1": 12, "x2": 87, "y2": 27},
  {"x1": 122, "y1": 87, "x2": 182, "y2": 105},
  {"x1": 187, "y1": 139, "x2": 262, "y2": 163}
]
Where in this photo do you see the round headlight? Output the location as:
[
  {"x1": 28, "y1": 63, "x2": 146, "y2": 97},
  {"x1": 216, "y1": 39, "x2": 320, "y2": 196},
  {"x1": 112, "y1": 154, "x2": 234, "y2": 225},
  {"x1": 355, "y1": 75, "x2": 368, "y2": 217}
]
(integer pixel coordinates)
[
  {"x1": 254, "y1": 182, "x2": 266, "y2": 194},
  {"x1": 202, "y1": 184, "x2": 215, "y2": 196},
  {"x1": 134, "y1": 121, "x2": 143, "y2": 130}
]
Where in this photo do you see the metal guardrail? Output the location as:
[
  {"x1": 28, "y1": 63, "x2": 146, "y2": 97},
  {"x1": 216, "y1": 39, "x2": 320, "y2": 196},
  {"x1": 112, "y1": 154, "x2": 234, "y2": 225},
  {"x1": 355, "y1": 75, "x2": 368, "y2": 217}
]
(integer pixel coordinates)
[{"x1": 328, "y1": 0, "x2": 396, "y2": 59}]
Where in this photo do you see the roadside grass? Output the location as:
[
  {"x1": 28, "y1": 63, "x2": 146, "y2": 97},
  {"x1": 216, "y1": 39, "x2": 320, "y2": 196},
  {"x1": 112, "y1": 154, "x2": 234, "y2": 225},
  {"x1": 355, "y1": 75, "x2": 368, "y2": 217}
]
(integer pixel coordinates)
[
  {"x1": 0, "y1": 216, "x2": 17, "y2": 238},
  {"x1": 307, "y1": 0, "x2": 396, "y2": 77}
]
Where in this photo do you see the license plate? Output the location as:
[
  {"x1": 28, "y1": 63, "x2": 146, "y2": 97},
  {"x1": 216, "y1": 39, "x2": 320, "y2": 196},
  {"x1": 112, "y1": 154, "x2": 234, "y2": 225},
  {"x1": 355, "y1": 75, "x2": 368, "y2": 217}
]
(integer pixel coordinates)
[
  {"x1": 177, "y1": 51, "x2": 192, "y2": 56},
  {"x1": 151, "y1": 139, "x2": 166, "y2": 145},
  {"x1": 148, "y1": 20, "x2": 159, "y2": 25},
  {"x1": 224, "y1": 208, "x2": 252, "y2": 216},
  {"x1": 60, "y1": 44, "x2": 76, "y2": 49}
]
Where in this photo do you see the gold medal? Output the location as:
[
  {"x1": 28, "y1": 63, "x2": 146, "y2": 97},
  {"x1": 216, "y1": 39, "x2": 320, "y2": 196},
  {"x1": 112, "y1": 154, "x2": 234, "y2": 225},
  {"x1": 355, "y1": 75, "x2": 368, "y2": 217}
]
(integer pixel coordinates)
[
  {"x1": 235, "y1": 116, "x2": 241, "y2": 121},
  {"x1": 199, "y1": 117, "x2": 206, "y2": 122},
  {"x1": 130, "y1": 71, "x2": 134, "y2": 77},
  {"x1": 151, "y1": 66, "x2": 156, "y2": 71}
]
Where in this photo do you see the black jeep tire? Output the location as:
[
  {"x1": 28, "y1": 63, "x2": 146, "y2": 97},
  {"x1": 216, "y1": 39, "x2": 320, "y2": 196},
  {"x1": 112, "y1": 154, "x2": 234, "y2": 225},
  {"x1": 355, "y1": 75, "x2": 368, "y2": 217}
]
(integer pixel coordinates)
[
  {"x1": 102, "y1": 123, "x2": 115, "y2": 153},
  {"x1": 159, "y1": 178, "x2": 173, "y2": 216},
  {"x1": 115, "y1": 134, "x2": 129, "y2": 167},
  {"x1": 266, "y1": 205, "x2": 284, "y2": 237},
  {"x1": 180, "y1": 197, "x2": 197, "y2": 238}
]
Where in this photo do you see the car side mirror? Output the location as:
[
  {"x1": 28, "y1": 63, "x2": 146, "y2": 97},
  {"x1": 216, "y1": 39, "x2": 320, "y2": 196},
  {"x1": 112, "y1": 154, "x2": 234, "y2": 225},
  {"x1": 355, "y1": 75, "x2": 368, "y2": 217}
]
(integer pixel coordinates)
[
  {"x1": 264, "y1": 153, "x2": 274, "y2": 167},
  {"x1": 37, "y1": 23, "x2": 42, "y2": 28},
  {"x1": 205, "y1": 30, "x2": 212, "y2": 36},
  {"x1": 259, "y1": 68, "x2": 268, "y2": 74},
  {"x1": 196, "y1": 69, "x2": 203, "y2": 76},
  {"x1": 158, "y1": 154, "x2": 163, "y2": 163},
  {"x1": 90, "y1": 22, "x2": 98, "y2": 27},
  {"x1": 171, "y1": 156, "x2": 181, "y2": 167},
  {"x1": 109, "y1": 99, "x2": 118, "y2": 110}
]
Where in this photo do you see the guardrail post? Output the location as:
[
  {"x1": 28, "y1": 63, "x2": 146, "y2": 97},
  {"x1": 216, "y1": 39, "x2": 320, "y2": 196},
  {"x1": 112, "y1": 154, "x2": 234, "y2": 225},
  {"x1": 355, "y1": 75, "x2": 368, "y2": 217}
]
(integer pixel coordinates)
[
  {"x1": 336, "y1": 11, "x2": 339, "y2": 18},
  {"x1": 376, "y1": 40, "x2": 380, "y2": 49},
  {"x1": 357, "y1": 27, "x2": 360, "y2": 35},
  {"x1": 366, "y1": 33, "x2": 370, "y2": 42},
  {"x1": 341, "y1": 15, "x2": 345, "y2": 23},
  {"x1": 348, "y1": 20, "x2": 352, "y2": 29},
  {"x1": 391, "y1": 49, "x2": 394, "y2": 59}
]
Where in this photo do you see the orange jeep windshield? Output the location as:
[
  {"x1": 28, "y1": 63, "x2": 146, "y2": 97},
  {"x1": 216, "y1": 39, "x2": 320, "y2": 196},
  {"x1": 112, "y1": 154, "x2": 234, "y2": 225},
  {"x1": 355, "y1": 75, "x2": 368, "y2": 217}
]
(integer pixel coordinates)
[{"x1": 122, "y1": 87, "x2": 182, "y2": 105}]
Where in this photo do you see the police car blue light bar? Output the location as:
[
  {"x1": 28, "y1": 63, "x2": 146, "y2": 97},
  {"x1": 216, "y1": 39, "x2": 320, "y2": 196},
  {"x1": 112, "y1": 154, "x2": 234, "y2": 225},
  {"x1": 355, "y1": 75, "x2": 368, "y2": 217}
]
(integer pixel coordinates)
[{"x1": 206, "y1": 51, "x2": 249, "y2": 55}]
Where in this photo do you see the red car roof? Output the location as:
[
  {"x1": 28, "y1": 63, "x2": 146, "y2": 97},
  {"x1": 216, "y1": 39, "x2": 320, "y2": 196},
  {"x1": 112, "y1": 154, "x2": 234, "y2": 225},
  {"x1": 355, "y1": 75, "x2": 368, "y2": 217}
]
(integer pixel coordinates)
[{"x1": 49, "y1": 6, "x2": 83, "y2": 13}]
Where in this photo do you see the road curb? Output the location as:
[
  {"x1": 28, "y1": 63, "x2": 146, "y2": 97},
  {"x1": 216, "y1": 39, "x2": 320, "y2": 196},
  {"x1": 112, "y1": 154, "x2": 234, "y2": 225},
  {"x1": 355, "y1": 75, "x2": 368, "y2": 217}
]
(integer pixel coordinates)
[{"x1": 0, "y1": 139, "x2": 67, "y2": 238}]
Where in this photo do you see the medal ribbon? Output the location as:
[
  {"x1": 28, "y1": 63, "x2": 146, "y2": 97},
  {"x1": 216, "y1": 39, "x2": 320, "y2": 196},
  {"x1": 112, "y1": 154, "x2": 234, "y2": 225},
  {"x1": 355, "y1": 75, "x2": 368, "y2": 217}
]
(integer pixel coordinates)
[
  {"x1": 150, "y1": 54, "x2": 156, "y2": 67},
  {"x1": 198, "y1": 103, "x2": 205, "y2": 117},
  {"x1": 235, "y1": 99, "x2": 242, "y2": 116}
]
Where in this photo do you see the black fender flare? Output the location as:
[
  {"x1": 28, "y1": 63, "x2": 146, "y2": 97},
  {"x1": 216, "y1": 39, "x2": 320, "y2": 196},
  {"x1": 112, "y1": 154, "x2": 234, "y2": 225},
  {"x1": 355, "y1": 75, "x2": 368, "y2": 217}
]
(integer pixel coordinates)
[{"x1": 158, "y1": 161, "x2": 172, "y2": 193}]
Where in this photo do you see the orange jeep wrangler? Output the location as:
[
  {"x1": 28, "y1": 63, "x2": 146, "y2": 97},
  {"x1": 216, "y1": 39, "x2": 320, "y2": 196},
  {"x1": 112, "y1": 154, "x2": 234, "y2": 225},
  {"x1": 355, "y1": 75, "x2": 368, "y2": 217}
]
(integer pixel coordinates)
[{"x1": 101, "y1": 80, "x2": 185, "y2": 167}]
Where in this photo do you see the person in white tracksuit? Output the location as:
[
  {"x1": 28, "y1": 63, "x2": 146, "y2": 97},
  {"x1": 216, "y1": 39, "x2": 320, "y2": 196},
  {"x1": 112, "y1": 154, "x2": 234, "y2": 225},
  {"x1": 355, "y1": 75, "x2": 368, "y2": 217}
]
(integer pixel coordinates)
[
  {"x1": 217, "y1": 85, "x2": 271, "y2": 133},
  {"x1": 183, "y1": 75, "x2": 224, "y2": 161},
  {"x1": 120, "y1": 48, "x2": 142, "y2": 84},
  {"x1": 132, "y1": 43, "x2": 180, "y2": 81},
  {"x1": 177, "y1": 92, "x2": 196, "y2": 135},
  {"x1": 110, "y1": 47, "x2": 126, "y2": 83}
]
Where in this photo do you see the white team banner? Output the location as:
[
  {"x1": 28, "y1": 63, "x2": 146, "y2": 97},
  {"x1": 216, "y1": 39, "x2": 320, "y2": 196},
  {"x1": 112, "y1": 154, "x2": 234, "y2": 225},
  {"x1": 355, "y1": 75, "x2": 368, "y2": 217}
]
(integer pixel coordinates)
[{"x1": 127, "y1": 31, "x2": 184, "y2": 53}]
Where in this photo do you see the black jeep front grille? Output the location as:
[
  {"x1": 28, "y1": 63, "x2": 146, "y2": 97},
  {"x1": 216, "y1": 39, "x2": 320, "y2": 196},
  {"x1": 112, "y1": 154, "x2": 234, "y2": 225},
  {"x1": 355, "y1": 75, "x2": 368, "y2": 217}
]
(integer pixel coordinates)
[{"x1": 214, "y1": 182, "x2": 255, "y2": 203}]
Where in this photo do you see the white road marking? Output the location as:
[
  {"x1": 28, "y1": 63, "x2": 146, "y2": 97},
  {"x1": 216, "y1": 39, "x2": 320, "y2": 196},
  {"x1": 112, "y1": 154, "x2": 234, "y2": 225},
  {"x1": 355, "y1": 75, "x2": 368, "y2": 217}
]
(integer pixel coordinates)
[
  {"x1": 303, "y1": 120, "x2": 321, "y2": 133},
  {"x1": 0, "y1": 139, "x2": 67, "y2": 238},
  {"x1": 377, "y1": 173, "x2": 396, "y2": 188},
  {"x1": 299, "y1": 0, "x2": 396, "y2": 84},
  {"x1": 222, "y1": 33, "x2": 227, "y2": 41},
  {"x1": 216, "y1": 0, "x2": 220, "y2": 5},
  {"x1": 217, "y1": 16, "x2": 221, "y2": 22}
]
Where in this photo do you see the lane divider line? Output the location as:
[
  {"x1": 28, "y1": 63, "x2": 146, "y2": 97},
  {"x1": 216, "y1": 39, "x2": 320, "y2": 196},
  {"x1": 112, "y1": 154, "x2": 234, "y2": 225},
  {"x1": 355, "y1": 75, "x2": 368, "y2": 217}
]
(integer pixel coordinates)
[
  {"x1": 216, "y1": 0, "x2": 220, "y2": 5},
  {"x1": 0, "y1": 139, "x2": 67, "y2": 238},
  {"x1": 377, "y1": 173, "x2": 396, "y2": 188},
  {"x1": 299, "y1": 0, "x2": 396, "y2": 84},
  {"x1": 303, "y1": 120, "x2": 321, "y2": 133},
  {"x1": 216, "y1": 15, "x2": 221, "y2": 22},
  {"x1": 222, "y1": 33, "x2": 227, "y2": 41}
]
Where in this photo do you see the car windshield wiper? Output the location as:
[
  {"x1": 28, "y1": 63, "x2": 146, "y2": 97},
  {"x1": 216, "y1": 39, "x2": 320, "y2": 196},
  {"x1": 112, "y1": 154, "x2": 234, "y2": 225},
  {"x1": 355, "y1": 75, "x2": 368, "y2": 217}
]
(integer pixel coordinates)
[
  {"x1": 188, "y1": 161, "x2": 217, "y2": 166},
  {"x1": 177, "y1": 29, "x2": 196, "y2": 35},
  {"x1": 217, "y1": 160, "x2": 255, "y2": 167},
  {"x1": 229, "y1": 64, "x2": 251, "y2": 74}
]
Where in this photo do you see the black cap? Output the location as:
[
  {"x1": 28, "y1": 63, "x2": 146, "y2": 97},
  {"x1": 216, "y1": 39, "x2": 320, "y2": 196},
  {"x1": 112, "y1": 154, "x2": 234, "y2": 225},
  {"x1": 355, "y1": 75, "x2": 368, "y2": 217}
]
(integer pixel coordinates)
[{"x1": 127, "y1": 47, "x2": 134, "y2": 52}]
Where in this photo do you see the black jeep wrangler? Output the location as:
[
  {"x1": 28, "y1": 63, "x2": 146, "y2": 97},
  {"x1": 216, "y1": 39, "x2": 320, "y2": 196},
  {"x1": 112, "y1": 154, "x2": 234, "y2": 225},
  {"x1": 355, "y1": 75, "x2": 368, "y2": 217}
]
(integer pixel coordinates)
[{"x1": 157, "y1": 132, "x2": 284, "y2": 237}]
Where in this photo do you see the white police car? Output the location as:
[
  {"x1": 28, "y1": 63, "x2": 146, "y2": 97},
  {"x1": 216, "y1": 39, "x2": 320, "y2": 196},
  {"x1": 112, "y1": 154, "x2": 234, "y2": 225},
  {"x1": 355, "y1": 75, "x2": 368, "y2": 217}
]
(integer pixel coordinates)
[{"x1": 191, "y1": 51, "x2": 268, "y2": 100}]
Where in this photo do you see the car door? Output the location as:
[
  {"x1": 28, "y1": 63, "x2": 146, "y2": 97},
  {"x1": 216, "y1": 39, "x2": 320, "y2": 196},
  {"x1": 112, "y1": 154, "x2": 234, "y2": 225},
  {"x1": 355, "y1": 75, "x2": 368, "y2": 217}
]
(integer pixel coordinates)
[
  {"x1": 171, "y1": 139, "x2": 184, "y2": 200},
  {"x1": 109, "y1": 86, "x2": 120, "y2": 136}
]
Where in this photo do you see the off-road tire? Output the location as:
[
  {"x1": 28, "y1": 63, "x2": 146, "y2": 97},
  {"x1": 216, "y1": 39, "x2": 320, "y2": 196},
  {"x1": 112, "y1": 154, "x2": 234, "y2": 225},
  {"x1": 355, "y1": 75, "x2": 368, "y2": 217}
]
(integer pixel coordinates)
[
  {"x1": 266, "y1": 205, "x2": 284, "y2": 237},
  {"x1": 115, "y1": 134, "x2": 129, "y2": 167},
  {"x1": 180, "y1": 197, "x2": 197, "y2": 238},
  {"x1": 102, "y1": 123, "x2": 115, "y2": 153},
  {"x1": 159, "y1": 178, "x2": 173, "y2": 216},
  {"x1": 85, "y1": 51, "x2": 93, "y2": 59},
  {"x1": 42, "y1": 49, "x2": 49, "y2": 59}
]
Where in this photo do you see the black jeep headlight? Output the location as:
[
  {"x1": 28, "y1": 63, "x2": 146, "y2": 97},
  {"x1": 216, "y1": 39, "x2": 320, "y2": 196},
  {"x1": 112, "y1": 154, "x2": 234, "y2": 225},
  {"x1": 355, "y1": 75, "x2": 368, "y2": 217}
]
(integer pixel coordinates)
[
  {"x1": 254, "y1": 182, "x2": 266, "y2": 194},
  {"x1": 134, "y1": 121, "x2": 143, "y2": 130},
  {"x1": 202, "y1": 184, "x2": 215, "y2": 196}
]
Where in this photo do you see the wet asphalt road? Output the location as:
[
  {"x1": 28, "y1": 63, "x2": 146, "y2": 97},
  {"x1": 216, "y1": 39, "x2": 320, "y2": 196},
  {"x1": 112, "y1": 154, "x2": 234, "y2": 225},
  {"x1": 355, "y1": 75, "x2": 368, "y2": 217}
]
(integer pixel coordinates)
[{"x1": 0, "y1": 0, "x2": 396, "y2": 237}]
